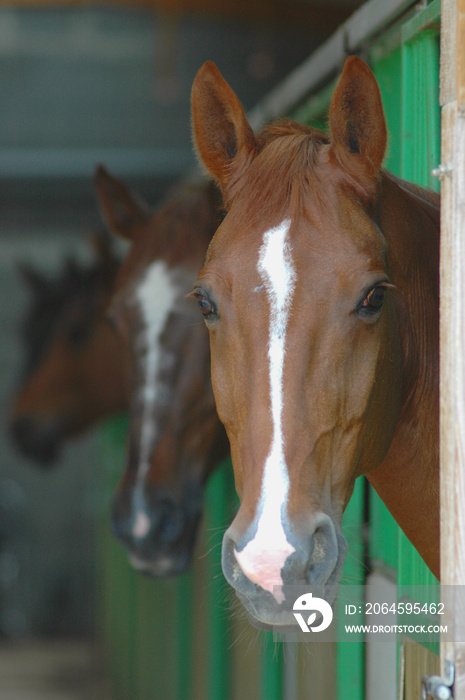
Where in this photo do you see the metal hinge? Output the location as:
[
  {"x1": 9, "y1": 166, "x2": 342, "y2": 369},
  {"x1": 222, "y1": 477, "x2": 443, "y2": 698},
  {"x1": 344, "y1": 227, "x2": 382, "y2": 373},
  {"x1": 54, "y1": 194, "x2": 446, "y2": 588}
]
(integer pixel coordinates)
[
  {"x1": 431, "y1": 163, "x2": 453, "y2": 180},
  {"x1": 422, "y1": 660, "x2": 454, "y2": 700}
]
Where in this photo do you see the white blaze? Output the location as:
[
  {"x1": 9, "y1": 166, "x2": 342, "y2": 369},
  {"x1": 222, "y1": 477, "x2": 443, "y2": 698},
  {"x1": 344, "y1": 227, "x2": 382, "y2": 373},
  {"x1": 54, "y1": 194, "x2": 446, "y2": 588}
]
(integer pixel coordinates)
[
  {"x1": 135, "y1": 261, "x2": 177, "y2": 485},
  {"x1": 132, "y1": 509, "x2": 151, "y2": 538},
  {"x1": 234, "y1": 218, "x2": 297, "y2": 600}
]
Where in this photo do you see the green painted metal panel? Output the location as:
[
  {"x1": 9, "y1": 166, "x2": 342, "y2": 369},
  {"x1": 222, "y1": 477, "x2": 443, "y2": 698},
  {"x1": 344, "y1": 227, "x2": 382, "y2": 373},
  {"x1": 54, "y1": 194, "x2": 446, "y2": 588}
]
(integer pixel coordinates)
[
  {"x1": 204, "y1": 460, "x2": 234, "y2": 700},
  {"x1": 260, "y1": 635, "x2": 284, "y2": 700},
  {"x1": 98, "y1": 424, "x2": 286, "y2": 700},
  {"x1": 373, "y1": 46, "x2": 403, "y2": 178},
  {"x1": 401, "y1": 30, "x2": 440, "y2": 193},
  {"x1": 98, "y1": 416, "x2": 197, "y2": 700},
  {"x1": 175, "y1": 573, "x2": 195, "y2": 700},
  {"x1": 97, "y1": 415, "x2": 139, "y2": 700},
  {"x1": 367, "y1": 489, "x2": 398, "y2": 576},
  {"x1": 136, "y1": 577, "x2": 183, "y2": 700},
  {"x1": 336, "y1": 477, "x2": 366, "y2": 700}
]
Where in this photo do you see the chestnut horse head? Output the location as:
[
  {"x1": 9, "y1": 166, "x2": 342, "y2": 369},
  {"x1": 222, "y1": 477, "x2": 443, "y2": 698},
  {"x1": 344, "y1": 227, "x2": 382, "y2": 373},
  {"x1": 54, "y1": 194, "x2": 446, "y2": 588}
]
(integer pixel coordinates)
[
  {"x1": 96, "y1": 166, "x2": 228, "y2": 577},
  {"x1": 191, "y1": 57, "x2": 439, "y2": 625},
  {"x1": 10, "y1": 234, "x2": 129, "y2": 466}
]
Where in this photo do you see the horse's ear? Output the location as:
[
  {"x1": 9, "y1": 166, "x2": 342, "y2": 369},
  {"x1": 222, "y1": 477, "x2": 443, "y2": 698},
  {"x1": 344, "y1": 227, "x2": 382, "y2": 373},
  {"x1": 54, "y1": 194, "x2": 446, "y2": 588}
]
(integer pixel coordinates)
[
  {"x1": 94, "y1": 164, "x2": 151, "y2": 241},
  {"x1": 191, "y1": 62, "x2": 258, "y2": 206},
  {"x1": 329, "y1": 57, "x2": 387, "y2": 193}
]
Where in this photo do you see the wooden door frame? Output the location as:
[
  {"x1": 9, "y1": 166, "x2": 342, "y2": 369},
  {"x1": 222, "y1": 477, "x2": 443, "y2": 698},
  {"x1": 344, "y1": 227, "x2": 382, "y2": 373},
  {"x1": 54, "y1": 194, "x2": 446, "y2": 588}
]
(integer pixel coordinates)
[{"x1": 440, "y1": 0, "x2": 465, "y2": 694}]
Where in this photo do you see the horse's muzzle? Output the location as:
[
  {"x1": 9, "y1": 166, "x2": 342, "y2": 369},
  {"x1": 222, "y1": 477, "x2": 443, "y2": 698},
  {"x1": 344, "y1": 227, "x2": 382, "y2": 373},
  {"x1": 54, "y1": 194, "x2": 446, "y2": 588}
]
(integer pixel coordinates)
[
  {"x1": 111, "y1": 482, "x2": 203, "y2": 577},
  {"x1": 221, "y1": 512, "x2": 347, "y2": 627}
]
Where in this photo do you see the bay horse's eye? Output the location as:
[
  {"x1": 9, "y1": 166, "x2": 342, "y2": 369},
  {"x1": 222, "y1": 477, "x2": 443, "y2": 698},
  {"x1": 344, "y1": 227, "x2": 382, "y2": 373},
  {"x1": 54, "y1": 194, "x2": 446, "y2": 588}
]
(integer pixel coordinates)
[{"x1": 190, "y1": 289, "x2": 218, "y2": 321}]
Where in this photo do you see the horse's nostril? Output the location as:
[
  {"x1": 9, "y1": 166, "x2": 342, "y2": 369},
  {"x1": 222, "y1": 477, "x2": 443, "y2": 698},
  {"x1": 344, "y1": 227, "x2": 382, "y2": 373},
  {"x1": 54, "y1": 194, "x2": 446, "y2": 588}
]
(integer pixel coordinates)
[
  {"x1": 112, "y1": 495, "x2": 138, "y2": 542},
  {"x1": 156, "y1": 501, "x2": 184, "y2": 544},
  {"x1": 306, "y1": 518, "x2": 339, "y2": 585},
  {"x1": 111, "y1": 491, "x2": 186, "y2": 548}
]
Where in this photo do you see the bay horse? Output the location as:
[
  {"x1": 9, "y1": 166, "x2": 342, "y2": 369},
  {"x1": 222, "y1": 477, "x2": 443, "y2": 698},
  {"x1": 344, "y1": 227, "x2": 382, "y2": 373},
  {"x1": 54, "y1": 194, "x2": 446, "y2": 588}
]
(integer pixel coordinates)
[
  {"x1": 95, "y1": 166, "x2": 229, "y2": 577},
  {"x1": 191, "y1": 56, "x2": 439, "y2": 625},
  {"x1": 9, "y1": 234, "x2": 130, "y2": 466}
]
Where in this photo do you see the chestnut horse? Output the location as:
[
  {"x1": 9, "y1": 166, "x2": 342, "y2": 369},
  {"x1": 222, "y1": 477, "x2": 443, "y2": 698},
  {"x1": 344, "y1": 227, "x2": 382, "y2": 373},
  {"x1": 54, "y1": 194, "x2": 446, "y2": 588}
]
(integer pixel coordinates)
[
  {"x1": 10, "y1": 235, "x2": 130, "y2": 466},
  {"x1": 96, "y1": 167, "x2": 229, "y2": 576},
  {"x1": 191, "y1": 56, "x2": 439, "y2": 625}
]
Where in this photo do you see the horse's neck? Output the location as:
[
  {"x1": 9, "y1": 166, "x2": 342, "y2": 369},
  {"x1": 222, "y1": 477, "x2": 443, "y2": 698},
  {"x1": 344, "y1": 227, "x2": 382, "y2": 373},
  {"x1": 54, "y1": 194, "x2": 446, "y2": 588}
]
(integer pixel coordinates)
[{"x1": 366, "y1": 171, "x2": 440, "y2": 577}]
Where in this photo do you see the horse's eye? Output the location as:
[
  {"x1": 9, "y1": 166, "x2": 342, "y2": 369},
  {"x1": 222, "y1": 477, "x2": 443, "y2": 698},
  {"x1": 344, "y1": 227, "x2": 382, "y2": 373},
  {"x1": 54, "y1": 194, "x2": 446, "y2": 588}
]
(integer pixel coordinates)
[
  {"x1": 362, "y1": 286, "x2": 386, "y2": 310},
  {"x1": 192, "y1": 290, "x2": 218, "y2": 320},
  {"x1": 357, "y1": 283, "x2": 392, "y2": 320}
]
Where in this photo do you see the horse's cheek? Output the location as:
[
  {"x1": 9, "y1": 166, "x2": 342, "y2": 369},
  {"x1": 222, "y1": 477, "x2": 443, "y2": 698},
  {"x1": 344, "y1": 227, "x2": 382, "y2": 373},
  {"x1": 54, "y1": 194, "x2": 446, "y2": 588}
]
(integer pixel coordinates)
[{"x1": 358, "y1": 342, "x2": 402, "y2": 475}]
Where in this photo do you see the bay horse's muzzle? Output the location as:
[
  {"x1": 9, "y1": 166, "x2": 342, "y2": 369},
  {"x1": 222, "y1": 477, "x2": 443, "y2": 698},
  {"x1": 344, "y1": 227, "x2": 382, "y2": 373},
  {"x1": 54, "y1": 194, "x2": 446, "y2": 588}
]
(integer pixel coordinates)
[
  {"x1": 111, "y1": 482, "x2": 203, "y2": 577},
  {"x1": 221, "y1": 512, "x2": 347, "y2": 627}
]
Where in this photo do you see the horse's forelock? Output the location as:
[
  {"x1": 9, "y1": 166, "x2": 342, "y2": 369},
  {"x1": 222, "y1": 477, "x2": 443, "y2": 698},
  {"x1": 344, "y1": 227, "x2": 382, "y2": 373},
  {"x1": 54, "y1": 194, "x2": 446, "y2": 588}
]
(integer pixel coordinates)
[
  {"x1": 227, "y1": 122, "x2": 331, "y2": 227},
  {"x1": 260, "y1": 119, "x2": 328, "y2": 145}
]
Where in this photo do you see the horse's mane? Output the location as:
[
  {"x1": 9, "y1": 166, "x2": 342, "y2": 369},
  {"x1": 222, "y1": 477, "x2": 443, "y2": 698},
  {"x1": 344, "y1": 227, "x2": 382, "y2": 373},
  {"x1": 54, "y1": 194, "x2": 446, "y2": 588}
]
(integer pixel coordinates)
[{"x1": 384, "y1": 171, "x2": 440, "y2": 211}]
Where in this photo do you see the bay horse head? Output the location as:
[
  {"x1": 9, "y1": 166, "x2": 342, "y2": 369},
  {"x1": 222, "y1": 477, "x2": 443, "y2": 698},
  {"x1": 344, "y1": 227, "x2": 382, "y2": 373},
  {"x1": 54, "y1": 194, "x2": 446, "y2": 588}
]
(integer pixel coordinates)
[
  {"x1": 96, "y1": 166, "x2": 228, "y2": 577},
  {"x1": 191, "y1": 56, "x2": 439, "y2": 626},
  {"x1": 10, "y1": 234, "x2": 129, "y2": 466}
]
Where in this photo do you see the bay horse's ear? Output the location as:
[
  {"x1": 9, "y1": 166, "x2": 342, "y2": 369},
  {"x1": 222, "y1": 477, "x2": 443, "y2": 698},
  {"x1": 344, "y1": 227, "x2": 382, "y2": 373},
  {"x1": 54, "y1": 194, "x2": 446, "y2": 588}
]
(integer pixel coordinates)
[
  {"x1": 94, "y1": 164, "x2": 151, "y2": 241},
  {"x1": 191, "y1": 62, "x2": 258, "y2": 205},
  {"x1": 329, "y1": 56, "x2": 387, "y2": 193}
]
